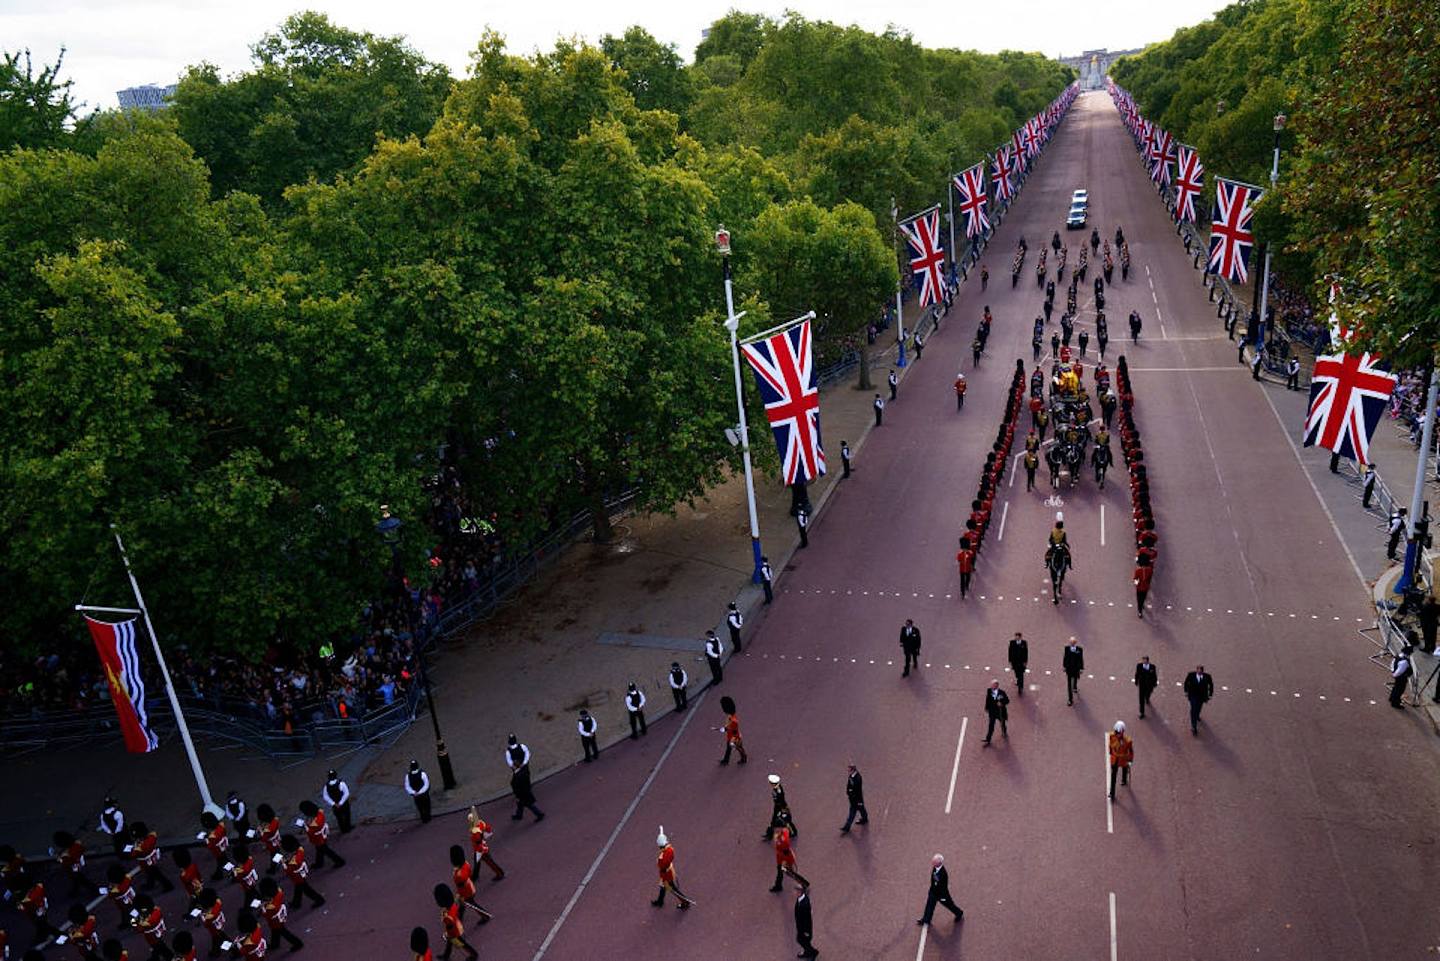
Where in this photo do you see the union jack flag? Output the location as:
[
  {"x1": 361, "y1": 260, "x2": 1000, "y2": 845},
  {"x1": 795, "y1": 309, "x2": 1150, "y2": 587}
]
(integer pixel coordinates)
[
  {"x1": 992, "y1": 147, "x2": 1014, "y2": 201},
  {"x1": 739, "y1": 319, "x2": 825, "y2": 484},
  {"x1": 1018, "y1": 124, "x2": 1034, "y2": 161},
  {"x1": 1026, "y1": 118, "x2": 1041, "y2": 157},
  {"x1": 898, "y1": 205, "x2": 946, "y2": 307},
  {"x1": 1011, "y1": 130, "x2": 1025, "y2": 173},
  {"x1": 1151, "y1": 130, "x2": 1175, "y2": 185},
  {"x1": 1207, "y1": 178, "x2": 1261, "y2": 283},
  {"x1": 1173, "y1": 144, "x2": 1203, "y2": 222},
  {"x1": 953, "y1": 163, "x2": 989, "y2": 237},
  {"x1": 1303, "y1": 341, "x2": 1396, "y2": 466}
]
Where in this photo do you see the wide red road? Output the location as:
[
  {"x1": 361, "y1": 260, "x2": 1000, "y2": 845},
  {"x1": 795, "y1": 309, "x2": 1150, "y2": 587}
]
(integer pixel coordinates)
[{"x1": 198, "y1": 92, "x2": 1440, "y2": 961}]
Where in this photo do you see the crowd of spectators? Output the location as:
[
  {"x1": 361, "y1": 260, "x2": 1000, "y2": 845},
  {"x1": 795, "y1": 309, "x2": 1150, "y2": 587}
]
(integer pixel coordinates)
[{"x1": 3, "y1": 464, "x2": 512, "y2": 732}]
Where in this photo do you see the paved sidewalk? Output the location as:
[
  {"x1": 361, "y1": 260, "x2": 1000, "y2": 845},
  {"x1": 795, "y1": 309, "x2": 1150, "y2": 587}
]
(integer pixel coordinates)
[{"x1": 0, "y1": 300, "x2": 964, "y2": 853}]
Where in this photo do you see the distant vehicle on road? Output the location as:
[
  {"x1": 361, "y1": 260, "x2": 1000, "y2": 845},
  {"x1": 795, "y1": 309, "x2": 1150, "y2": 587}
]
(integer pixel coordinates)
[{"x1": 1066, "y1": 204, "x2": 1087, "y2": 229}]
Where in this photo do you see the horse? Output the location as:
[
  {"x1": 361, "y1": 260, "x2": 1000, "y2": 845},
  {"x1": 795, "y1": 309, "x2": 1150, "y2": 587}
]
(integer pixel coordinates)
[{"x1": 1045, "y1": 542, "x2": 1072, "y2": 604}]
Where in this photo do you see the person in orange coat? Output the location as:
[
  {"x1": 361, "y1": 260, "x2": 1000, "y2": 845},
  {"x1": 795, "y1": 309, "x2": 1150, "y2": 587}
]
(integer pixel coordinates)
[
  {"x1": 1133, "y1": 555, "x2": 1154, "y2": 618},
  {"x1": 466, "y1": 808, "x2": 504, "y2": 880},
  {"x1": 433, "y1": 885, "x2": 478, "y2": 960},
  {"x1": 448, "y1": 846, "x2": 493, "y2": 922},
  {"x1": 718, "y1": 696, "x2": 747, "y2": 765},
  {"x1": 1108, "y1": 721, "x2": 1134, "y2": 799},
  {"x1": 649, "y1": 827, "x2": 694, "y2": 908},
  {"x1": 768, "y1": 826, "x2": 809, "y2": 892}
]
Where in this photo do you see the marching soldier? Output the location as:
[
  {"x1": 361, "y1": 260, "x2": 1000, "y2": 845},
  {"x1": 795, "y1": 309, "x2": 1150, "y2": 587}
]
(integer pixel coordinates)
[
  {"x1": 1134, "y1": 656, "x2": 1158, "y2": 718},
  {"x1": 198, "y1": 812, "x2": 230, "y2": 882},
  {"x1": 705, "y1": 631, "x2": 724, "y2": 685},
  {"x1": 231, "y1": 912, "x2": 267, "y2": 960},
  {"x1": 717, "y1": 696, "x2": 747, "y2": 765},
  {"x1": 103, "y1": 862, "x2": 138, "y2": 923},
  {"x1": 1023, "y1": 447, "x2": 1039, "y2": 491},
  {"x1": 433, "y1": 885, "x2": 479, "y2": 961},
  {"x1": 448, "y1": 846, "x2": 493, "y2": 922},
  {"x1": 668, "y1": 663, "x2": 689, "y2": 711},
  {"x1": 768, "y1": 825, "x2": 809, "y2": 892},
  {"x1": 168, "y1": 845, "x2": 204, "y2": 911},
  {"x1": 193, "y1": 888, "x2": 225, "y2": 959},
  {"x1": 405, "y1": 760, "x2": 433, "y2": 823},
  {"x1": 66, "y1": 902, "x2": 102, "y2": 961},
  {"x1": 411, "y1": 927, "x2": 433, "y2": 961},
  {"x1": 321, "y1": 771, "x2": 353, "y2": 834},
  {"x1": 505, "y1": 735, "x2": 545, "y2": 822},
  {"x1": 19, "y1": 880, "x2": 62, "y2": 945},
  {"x1": 131, "y1": 823, "x2": 176, "y2": 893},
  {"x1": 1008, "y1": 632, "x2": 1029, "y2": 694},
  {"x1": 577, "y1": 709, "x2": 600, "y2": 762},
  {"x1": 129, "y1": 894, "x2": 172, "y2": 960},
  {"x1": 650, "y1": 827, "x2": 694, "y2": 909},
  {"x1": 726, "y1": 602, "x2": 743, "y2": 652},
  {"x1": 466, "y1": 807, "x2": 505, "y2": 880},
  {"x1": 840, "y1": 763, "x2": 868, "y2": 833},
  {"x1": 256, "y1": 877, "x2": 304, "y2": 951},
  {"x1": 254, "y1": 805, "x2": 283, "y2": 874},
  {"x1": 297, "y1": 801, "x2": 345, "y2": 869},
  {"x1": 1134, "y1": 554, "x2": 1154, "y2": 617},
  {"x1": 171, "y1": 931, "x2": 196, "y2": 961},
  {"x1": 954, "y1": 373, "x2": 967, "y2": 411},
  {"x1": 955, "y1": 539, "x2": 976, "y2": 599},
  {"x1": 229, "y1": 850, "x2": 259, "y2": 902},
  {"x1": 763, "y1": 774, "x2": 798, "y2": 840},
  {"x1": 279, "y1": 835, "x2": 325, "y2": 910},
  {"x1": 796, "y1": 505, "x2": 809, "y2": 548},
  {"x1": 625, "y1": 683, "x2": 648, "y2": 737},
  {"x1": 98, "y1": 797, "x2": 127, "y2": 857},
  {"x1": 760, "y1": 556, "x2": 775, "y2": 603},
  {"x1": 53, "y1": 830, "x2": 98, "y2": 898}
]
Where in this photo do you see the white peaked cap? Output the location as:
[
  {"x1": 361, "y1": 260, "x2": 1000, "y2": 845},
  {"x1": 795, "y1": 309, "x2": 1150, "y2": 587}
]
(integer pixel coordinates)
[
  {"x1": 768, "y1": 774, "x2": 781, "y2": 785},
  {"x1": 656, "y1": 826, "x2": 667, "y2": 846}
]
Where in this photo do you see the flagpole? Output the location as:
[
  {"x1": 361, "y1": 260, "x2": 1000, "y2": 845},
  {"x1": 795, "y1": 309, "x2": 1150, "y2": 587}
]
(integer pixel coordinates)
[
  {"x1": 1254, "y1": 114, "x2": 1286, "y2": 349},
  {"x1": 892, "y1": 197, "x2": 907, "y2": 369},
  {"x1": 1397, "y1": 363, "x2": 1438, "y2": 593},
  {"x1": 716, "y1": 228, "x2": 764, "y2": 584},
  {"x1": 111, "y1": 524, "x2": 223, "y2": 817},
  {"x1": 946, "y1": 174, "x2": 956, "y2": 280}
]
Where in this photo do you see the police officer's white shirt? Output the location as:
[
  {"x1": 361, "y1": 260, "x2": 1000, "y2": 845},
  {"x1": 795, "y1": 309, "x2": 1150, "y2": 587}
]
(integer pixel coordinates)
[
  {"x1": 1390, "y1": 514, "x2": 1406, "y2": 534},
  {"x1": 100, "y1": 806, "x2": 125, "y2": 835},
  {"x1": 796, "y1": 512, "x2": 808, "y2": 529},
  {"x1": 1393, "y1": 657, "x2": 1412, "y2": 678},
  {"x1": 728, "y1": 610, "x2": 743, "y2": 629},
  {"x1": 874, "y1": 398, "x2": 885, "y2": 410},
  {"x1": 324, "y1": 780, "x2": 350, "y2": 806},
  {"x1": 888, "y1": 373, "x2": 898, "y2": 386},
  {"x1": 577, "y1": 717, "x2": 597, "y2": 737},
  {"x1": 404, "y1": 770, "x2": 430, "y2": 795},
  {"x1": 761, "y1": 563, "x2": 773, "y2": 583},
  {"x1": 627, "y1": 689, "x2": 646, "y2": 712},
  {"x1": 506, "y1": 744, "x2": 532, "y2": 770},
  {"x1": 706, "y1": 636, "x2": 723, "y2": 659},
  {"x1": 226, "y1": 798, "x2": 246, "y2": 821},
  {"x1": 669, "y1": 670, "x2": 688, "y2": 690}
]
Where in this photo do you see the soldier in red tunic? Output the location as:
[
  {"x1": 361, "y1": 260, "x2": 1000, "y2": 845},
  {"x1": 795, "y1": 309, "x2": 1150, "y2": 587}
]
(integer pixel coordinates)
[
  {"x1": 194, "y1": 888, "x2": 226, "y2": 958},
  {"x1": 130, "y1": 894, "x2": 171, "y2": 958},
  {"x1": 768, "y1": 826, "x2": 809, "y2": 892},
  {"x1": 410, "y1": 927, "x2": 434, "y2": 961},
  {"x1": 279, "y1": 836, "x2": 324, "y2": 910},
  {"x1": 432, "y1": 885, "x2": 478, "y2": 961},
  {"x1": 198, "y1": 813, "x2": 229, "y2": 882},
  {"x1": 447, "y1": 846, "x2": 492, "y2": 922},
  {"x1": 649, "y1": 828, "x2": 694, "y2": 909},
  {"x1": 465, "y1": 808, "x2": 504, "y2": 880},
  {"x1": 255, "y1": 878, "x2": 304, "y2": 951},
  {"x1": 128, "y1": 823, "x2": 175, "y2": 894},
  {"x1": 65, "y1": 902, "x2": 101, "y2": 961},
  {"x1": 296, "y1": 801, "x2": 345, "y2": 869},
  {"x1": 53, "y1": 830, "x2": 99, "y2": 899},
  {"x1": 171, "y1": 848, "x2": 203, "y2": 902},
  {"x1": 103, "y1": 863, "x2": 137, "y2": 926},
  {"x1": 253, "y1": 806, "x2": 283, "y2": 875},
  {"x1": 232, "y1": 912, "x2": 267, "y2": 959},
  {"x1": 20, "y1": 880, "x2": 63, "y2": 944}
]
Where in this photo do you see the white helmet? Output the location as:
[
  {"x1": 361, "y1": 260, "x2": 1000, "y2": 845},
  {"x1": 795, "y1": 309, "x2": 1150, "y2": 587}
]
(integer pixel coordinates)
[
  {"x1": 1113, "y1": 721, "x2": 1126, "y2": 734},
  {"x1": 656, "y1": 826, "x2": 668, "y2": 846}
]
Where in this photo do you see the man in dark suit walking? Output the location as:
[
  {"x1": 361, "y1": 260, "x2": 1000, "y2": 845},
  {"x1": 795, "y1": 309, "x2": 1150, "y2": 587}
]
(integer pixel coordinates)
[
  {"x1": 1063, "y1": 637, "x2": 1085, "y2": 705},
  {"x1": 899, "y1": 619, "x2": 922, "y2": 677},
  {"x1": 1134, "y1": 656, "x2": 1158, "y2": 718},
  {"x1": 916, "y1": 854, "x2": 963, "y2": 925},
  {"x1": 1183, "y1": 665, "x2": 1214, "y2": 735},
  {"x1": 794, "y1": 883, "x2": 819, "y2": 958},
  {"x1": 982, "y1": 681, "x2": 1009, "y2": 745},
  {"x1": 1007, "y1": 632, "x2": 1029, "y2": 695},
  {"x1": 840, "y1": 763, "x2": 868, "y2": 833}
]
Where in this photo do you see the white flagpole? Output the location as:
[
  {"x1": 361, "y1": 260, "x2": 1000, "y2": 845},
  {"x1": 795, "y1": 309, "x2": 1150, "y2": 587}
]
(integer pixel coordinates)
[
  {"x1": 892, "y1": 197, "x2": 906, "y2": 368},
  {"x1": 1398, "y1": 364, "x2": 1438, "y2": 592},
  {"x1": 111, "y1": 524, "x2": 223, "y2": 817},
  {"x1": 947, "y1": 174, "x2": 956, "y2": 276}
]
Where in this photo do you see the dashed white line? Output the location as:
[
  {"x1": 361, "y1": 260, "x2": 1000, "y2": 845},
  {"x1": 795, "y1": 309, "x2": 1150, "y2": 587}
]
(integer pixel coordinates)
[
  {"x1": 1100, "y1": 504, "x2": 1106, "y2": 547},
  {"x1": 1109, "y1": 892, "x2": 1119, "y2": 961},
  {"x1": 944, "y1": 717, "x2": 969, "y2": 815}
]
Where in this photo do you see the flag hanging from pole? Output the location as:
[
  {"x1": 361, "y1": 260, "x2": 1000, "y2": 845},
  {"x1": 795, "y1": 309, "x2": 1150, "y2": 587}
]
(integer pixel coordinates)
[
  {"x1": 740, "y1": 319, "x2": 826, "y2": 484},
  {"x1": 1207, "y1": 178, "x2": 1262, "y2": 283},
  {"x1": 953, "y1": 163, "x2": 989, "y2": 237},
  {"x1": 1301, "y1": 284, "x2": 1397, "y2": 466},
  {"x1": 1173, "y1": 145, "x2": 1204, "y2": 222},
  {"x1": 85, "y1": 616, "x2": 160, "y2": 753},
  {"x1": 992, "y1": 146, "x2": 1014, "y2": 201},
  {"x1": 898, "y1": 205, "x2": 946, "y2": 307}
]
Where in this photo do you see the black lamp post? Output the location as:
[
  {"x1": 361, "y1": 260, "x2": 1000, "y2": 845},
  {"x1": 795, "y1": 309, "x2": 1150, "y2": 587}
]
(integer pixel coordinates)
[{"x1": 376, "y1": 505, "x2": 457, "y2": 790}]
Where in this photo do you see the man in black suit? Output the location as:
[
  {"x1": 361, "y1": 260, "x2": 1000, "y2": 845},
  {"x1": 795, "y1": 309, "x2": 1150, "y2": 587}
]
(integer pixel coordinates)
[
  {"x1": 794, "y1": 883, "x2": 819, "y2": 958},
  {"x1": 1063, "y1": 637, "x2": 1085, "y2": 705},
  {"x1": 982, "y1": 681, "x2": 1009, "y2": 745},
  {"x1": 840, "y1": 764, "x2": 868, "y2": 833},
  {"x1": 917, "y1": 854, "x2": 963, "y2": 925},
  {"x1": 900, "y1": 619, "x2": 922, "y2": 677},
  {"x1": 1183, "y1": 665, "x2": 1214, "y2": 735},
  {"x1": 1007, "y1": 632, "x2": 1029, "y2": 695},
  {"x1": 1134, "y1": 656, "x2": 1158, "y2": 718}
]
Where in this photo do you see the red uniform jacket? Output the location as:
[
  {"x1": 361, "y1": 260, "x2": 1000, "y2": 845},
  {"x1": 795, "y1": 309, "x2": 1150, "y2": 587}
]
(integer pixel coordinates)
[
  {"x1": 773, "y1": 828, "x2": 796, "y2": 867},
  {"x1": 283, "y1": 848, "x2": 309, "y2": 885},
  {"x1": 262, "y1": 890, "x2": 289, "y2": 929},
  {"x1": 657, "y1": 844, "x2": 676, "y2": 883},
  {"x1": 956, "y1": 549, "x2": 976, "y2": 574},
  {"x1": 180, "y1": 862, "x2": 203, "y2": 898},
  {"x1": 442, "y1": 903, "x2": 464, "y2": 941},
  {"x1": 453, "y1": 861, "x2": 477, "y2": 901},
  {"x1": 724, "y1": 714, "x2": 742, "y2": 744},
  {"x1": 469, "y1": 820, "x2": 493, "y2": 856},
  {"x1": 305, "y1": 811, "x2": 329, "y2": 848},
  {"x1": 1134, "y1": 566, "x2": 1154, "y2": 592}
]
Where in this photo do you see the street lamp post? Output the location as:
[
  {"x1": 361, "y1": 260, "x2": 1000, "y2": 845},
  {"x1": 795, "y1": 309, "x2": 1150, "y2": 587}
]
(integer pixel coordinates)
[
  {"x1": 1253, "y1": 112, "x2": 1286, "y2": 349},
  {"x1": 377, "y1": 505, "x2": 457, "y2": 789},
  {"x1": 891, "y1": 197, "x2": 908, "y2": 369},
  {"x1": 716, "y1": 227, "x2": 765, "y2": 584},
  {"x1": 1397, "y1": 366, "x2": 1438, "y2": 594}
]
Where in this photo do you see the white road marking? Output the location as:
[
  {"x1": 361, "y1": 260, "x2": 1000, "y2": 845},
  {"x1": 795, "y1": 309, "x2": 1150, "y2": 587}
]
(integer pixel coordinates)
[
  {"x1": 1104, "y1": 732, "x2": 1114, "y2": 834},
  {"x1": 997, "y1": 501, "x2": 1010, "y2": 541},
  {"x1": 531, "y1": 686, "x2": 708, "y2": 961},
  {"x1": 944, "y1": 717, "x2": 968, "y2": 814},
  {"x1": 1100, "y1": 504, "x2": 1106, "y2": 546},
  {"x1": 1109, "y1": 891, "x2": 1119, "y2": 961},
  {"x1": 915, "y1": 923, "x2": 929, "y2": 961},
  {"x1": 1009, "y1": 453, "x2": 1019, "y2": 488},
  {"x1": 1156, "y1": 306, "x2": 1167, "y2": 339}
]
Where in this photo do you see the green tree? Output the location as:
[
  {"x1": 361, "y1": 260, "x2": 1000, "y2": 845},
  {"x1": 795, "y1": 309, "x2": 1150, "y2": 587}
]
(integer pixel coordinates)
[
  {"x1": 1283, "y1": 0, "x2": 1440, "y2": 366},
  {"x1": 0, "y1": 48, "x2": 92, "y2": 151},
  {"x1": 601, "y1": 26, "x2": 694, "y2": 116},
  {"x1": 170, "y1": 11, "x2": 452, "y2": 202},
  {"x1": 746, "y1": 199, "x2": 897, "y2": 389},
  {"x1": 694, "y1": 11, "x2": 773, "y2": 69}
]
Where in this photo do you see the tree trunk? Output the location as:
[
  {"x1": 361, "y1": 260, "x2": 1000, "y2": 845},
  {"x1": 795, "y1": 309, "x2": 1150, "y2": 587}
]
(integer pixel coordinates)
[
  {"x1": 856, "y1": 341, "x2": 873, "y2": 390},
  {"x1": 590, "y1": 490, "x2": 614, "y2": 544}
]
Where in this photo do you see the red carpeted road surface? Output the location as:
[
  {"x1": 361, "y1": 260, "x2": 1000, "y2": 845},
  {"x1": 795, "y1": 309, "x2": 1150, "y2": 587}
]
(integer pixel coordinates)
[{"x1": 32, "y1": 92, "x2": 1435, "y2": 961}]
